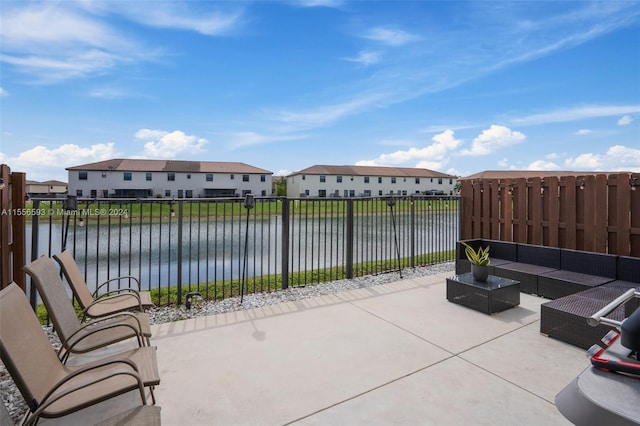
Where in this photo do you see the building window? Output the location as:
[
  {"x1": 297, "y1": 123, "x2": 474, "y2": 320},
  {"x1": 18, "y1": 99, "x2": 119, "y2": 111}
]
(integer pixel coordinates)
[
  {"x1": 76, "y1": 189, "x2": 83, "y2": 197},
  {"x1": 165, "y1": 190, "x2": 171, "y2": 197},
  {"x1": 450, "y1": 178, "x2": 453, "y2": 184},
  {"x1": 304, "y1": 189, "x2": 309, "y2": 195},
  {"x1": 364, "y1": 176, "x2": 370, "y2": 183},
  {"x1": 430, "y1": 178, "x2": 433, "y2": 183},
  {"x1": 90, "y1": 190, "x2": 97, "y2": 198},
  {"x1": 79, "y1": 171, "x2": 88, "y2": 180},
  {"x1": 186, "y1": 190, "x2": 193, "y2": 198},
  {"x1": 230, "y1": 174, "x2": 234, "y2": 180},
  {"x1": 206, "y1": 173, "x2": 213, "y2": 182},
  {"x1": 320, "y1": 175, "x2": 326, "y2": 183},
  {"x1": 101, "y1": 172, "x2": 107, "y2": 178},
  {"x1": 415, "y1": 177, "x2": 420, "y2": 184},
  {"x1": 336, "y1": 176, "x2": 343, "y2": 183},
  {"x1": 242, "y1": 174, "x2": 249, "y2": 182},
  {"x1": 378, "y1": 190, "x2": 383, "y2": 196},
  {"x1": 167, "y1": 173, "x2": 175, "y2": 181},
  {"x1": 349, "y1": 190, "x2": 355, "y2": 197},
  {"x1": 391, "y1": 177, "x2": 397, "y2": 184},
  {"x1": 319, "y1": 189, "x2": 327, "y2": 197},
  {"x1": 146, "y1": 172, "x2": 152, "y2": 181},
  {"x1": 124, "y1": 172, "x2": 132, "y2": 181},
  {"x1": 302, "y1": 175, "x2": 306, "y2": 180},
  {"x1": 378, "y1": 177, "x2": 382, "y2": 184},
  {"x1": 187, "y1": 174, "x2": 191, "y2": 179},
  {"x1": 438, "y1": 178, "x2": 443, "y2": 184},
  {"x1": 260, "y1": 175, "x2": 266, "y2": 182}
]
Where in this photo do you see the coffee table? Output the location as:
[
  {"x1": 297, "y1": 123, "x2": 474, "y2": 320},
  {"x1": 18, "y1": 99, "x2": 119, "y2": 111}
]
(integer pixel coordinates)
[{"x1": 447, "y1": 273, "x2": 520, "y2": 314}]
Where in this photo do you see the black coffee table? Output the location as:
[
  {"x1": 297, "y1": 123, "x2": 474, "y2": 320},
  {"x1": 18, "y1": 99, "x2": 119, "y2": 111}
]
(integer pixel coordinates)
[{"x1": 447, "y1": 273, "x2": 520, "y2": 314}]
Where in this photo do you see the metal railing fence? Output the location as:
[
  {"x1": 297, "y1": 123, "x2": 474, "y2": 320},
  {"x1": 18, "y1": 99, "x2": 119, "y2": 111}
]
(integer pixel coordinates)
[{"x1": 26, "y1": 195, "x2": 459, "y2": 307}]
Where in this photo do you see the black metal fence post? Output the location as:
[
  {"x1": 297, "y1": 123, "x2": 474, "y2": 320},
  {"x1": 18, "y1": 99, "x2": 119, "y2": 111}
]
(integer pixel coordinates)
[
  {"x1": 346, "y1": 199, "x2": 354, "y2": 279},
  {"x1": 410, "y1": 195, "x2": 416, "y2": 268},
  {"x1": 177, "y1": 200, "x2": 183, "y2": 305},
  {"x1": 281, "y1": 197, "x2": 290, "y2": 289}
]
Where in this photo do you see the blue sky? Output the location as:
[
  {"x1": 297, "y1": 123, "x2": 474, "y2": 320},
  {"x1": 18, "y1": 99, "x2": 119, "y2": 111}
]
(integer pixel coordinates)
[{"x1": 1, "y1": 0, "x2": 639, "y2": 183}]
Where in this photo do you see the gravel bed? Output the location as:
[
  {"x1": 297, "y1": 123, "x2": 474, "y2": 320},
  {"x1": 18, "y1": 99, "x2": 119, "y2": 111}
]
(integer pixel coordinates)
[{"x1": 2, "y1": 262, "x2": 453, "y2": 423}]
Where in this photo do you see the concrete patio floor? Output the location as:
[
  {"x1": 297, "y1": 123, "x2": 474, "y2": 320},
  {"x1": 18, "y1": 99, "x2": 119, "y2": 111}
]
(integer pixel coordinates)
[{"x1": 150, "y1": 269, "x2": 590, "y2": 426}]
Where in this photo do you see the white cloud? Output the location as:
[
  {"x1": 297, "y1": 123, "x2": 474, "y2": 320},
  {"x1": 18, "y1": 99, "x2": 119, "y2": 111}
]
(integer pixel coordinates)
[
  {"x1": 565, "y1": 153, "x2": 601, "y2": 169},
  {"x1": 618, "y1": 115, "x2": 633, "y2": 125},
  {"x1": 460, "y1": 125, "x2": 525, "y2": 156},
  {"x1": 6, "y1": 143, "x2": 118, "y2": 180},
  {"x1": 272, "y1": 94, "x2": 384, "y2": 131},
  {"x1": 344, "y1": 50, "x2": 381, "y2": 67},
  {"x1": 576, "y1": 129, "x2": 592, "y2": 135},
  {"x1": 563, "y1": 144, "x2": 640, "y2": 172},
  {"x1": 356, "y1": 129, "x2": 462, "y2": 170},
  {"x1": 225, "y1": 131, "x2": 305, "y2": 150},
  {"x1": 295, "y1": 0, "x2": 344, "y2": 8},
  {"x1": 113, "y1": 4, "x2": 244, "y2": 36},
  {"x1": 0, "y1": 2, "x2": 242, "y2": 83},
  {"x1": 526, "y1": 160, "x2": 561, "y2": 170},
  {"x1": 363, "y1": 27, "x2": 420, "y2": 46},
  {"x1": 511, "y1": 105, "x2": 640, "y2": 126},
  {"x1": 0, "y1": 4, "x2": 139, "y2": 82},
  {"x1": 0, "y1": 87, "x2": 7, "y2": 96},
  {"x1": 136, "y1": 129, "x2": 207, "y2": 158},
  {"x1": 604, "y1": 145, "x2": 640, "y2": 171}
]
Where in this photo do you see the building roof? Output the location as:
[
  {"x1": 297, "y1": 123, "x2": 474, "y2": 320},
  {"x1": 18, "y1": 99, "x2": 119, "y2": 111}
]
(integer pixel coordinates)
[
  {"x1": 26, "y1": 180, "x2": 67, "y2": 186},
  {"x1": 288, "y1": 165, "x2": 456, "y2": 179},
  {"x1": 459, "y1": 170, "x2": 631, "y2": 181},
  {"x1": 66, "y1": 159, "x2": 272, "y2": 174}
]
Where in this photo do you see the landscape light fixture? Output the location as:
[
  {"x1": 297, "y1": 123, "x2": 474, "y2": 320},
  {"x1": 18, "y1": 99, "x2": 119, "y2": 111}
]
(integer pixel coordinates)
[
  {"x1": 64, "y1": 195, "x2": 78, "y2": 211},
  {"x1": 240, "y1": 193, "x2": 255, "y2": 303},
  {"x1": 0, "y1": 177, "x2": 4, "y2": 190},
  {"x1": 579, "y1": 180, "x2": 586, "y2": 190},
  {"x1": 631, "y1": 178, "x2": 638, "y2": 191}
]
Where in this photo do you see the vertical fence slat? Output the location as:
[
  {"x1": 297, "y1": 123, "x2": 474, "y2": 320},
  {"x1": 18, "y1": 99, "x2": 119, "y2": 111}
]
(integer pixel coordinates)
[
  {"x1": 461, "y1": 180, "x2": 473, "y2": 239},
  {"x1": 529, "y1": 177, "x2": 542, "y2": 245},
  {"x1": 514, "y1": 178, "x2": 527, "y2": 242},
  {"x1": 594, "y1": 174, "x2": 608, "y2": 253},
  {"x1": 631, "y1": 173, "x2": 640, "y2": 257},
  {"x1": 546, "y1": 176, "x2": 559, "y2": 247}
]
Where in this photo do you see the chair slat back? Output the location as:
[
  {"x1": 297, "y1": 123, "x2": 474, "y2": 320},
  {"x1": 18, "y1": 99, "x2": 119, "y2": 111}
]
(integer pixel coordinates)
[
  {"x1": 23, "y1": 256, "x2": 83, "y2": 344},
  {"x1": 0, "y1": 283, "x2": 65, "y2": 411},
  {"x1": 53, "y1": 250, "x2": 95, "y2": 310}
]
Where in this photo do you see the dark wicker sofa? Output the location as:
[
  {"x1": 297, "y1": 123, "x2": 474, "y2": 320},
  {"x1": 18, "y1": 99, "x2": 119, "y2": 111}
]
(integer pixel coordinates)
[
  {"x1": 537, "y1": 249, "x2": 617, "y2": 300},
  {"x1": 493, "y1": 243, "x2": 561, "y2": 295}
]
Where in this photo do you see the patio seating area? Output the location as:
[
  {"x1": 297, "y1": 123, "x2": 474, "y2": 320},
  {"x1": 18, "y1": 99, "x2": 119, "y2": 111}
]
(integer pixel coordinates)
[{"x1": 148, "y1": 268, "x2": 590, "y2": 425}]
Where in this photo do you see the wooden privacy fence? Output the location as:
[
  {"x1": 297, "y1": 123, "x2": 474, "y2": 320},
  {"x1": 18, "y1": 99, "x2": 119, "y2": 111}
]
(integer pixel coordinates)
[
  {"x1": 0, "y1": 164, "x2": 27, "y2": 291},
  {"x1": 460, "y1": 172, "x2": 640, "y2": 257}
]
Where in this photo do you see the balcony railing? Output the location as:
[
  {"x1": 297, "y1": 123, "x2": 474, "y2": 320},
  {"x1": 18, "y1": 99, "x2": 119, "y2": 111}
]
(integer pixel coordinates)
[{"x1": 27, "y1": 195, "x2": 460, "y2": 307}]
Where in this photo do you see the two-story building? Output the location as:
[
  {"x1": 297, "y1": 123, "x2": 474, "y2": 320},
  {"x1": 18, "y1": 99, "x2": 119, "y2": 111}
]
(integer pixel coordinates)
[
  {"x1": 67, "y1": 159, "x2": 273, "y2": 199},
  {"x1": 286, "y1": 165, "x2": 457, "y2": 198},
  {"x1": 26, "y1": 180, "x2": 68, "y2": 198}
]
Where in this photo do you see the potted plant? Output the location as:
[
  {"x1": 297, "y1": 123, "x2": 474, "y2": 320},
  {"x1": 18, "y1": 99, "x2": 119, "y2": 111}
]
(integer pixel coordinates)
[{"x1": 461, "y1": 241, "x2": 490, "y2": 282}]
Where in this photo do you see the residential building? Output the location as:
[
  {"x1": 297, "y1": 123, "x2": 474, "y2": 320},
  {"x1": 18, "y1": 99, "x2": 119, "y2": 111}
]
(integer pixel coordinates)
[
  {"x1": 26, "y1": 180, "x2": 67, "y2": 198},
  {"x1": 286, "y1": 165, "x2": 457, "y2": 198},
  {"x1": 67, "y1": 159, "x2": 273, "y2": 199}
]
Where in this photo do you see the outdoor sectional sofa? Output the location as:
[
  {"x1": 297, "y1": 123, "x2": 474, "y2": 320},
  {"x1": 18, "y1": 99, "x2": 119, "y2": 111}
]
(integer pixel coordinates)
[{"x1": 455, "y1": 239, "x2": 640, "y2": 349}]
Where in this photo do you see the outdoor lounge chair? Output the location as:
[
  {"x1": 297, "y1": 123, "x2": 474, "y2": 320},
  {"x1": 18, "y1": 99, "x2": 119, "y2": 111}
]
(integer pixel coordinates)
[
  {"x1": 23, "y1": 256, "x2": 151, "y2": 363},
  {"x1": 53, "y1": 250, "x2": 154, "y2": 321},
  {"x1": 0, "y1": 283, "x2": 160, "y2": 425}
]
